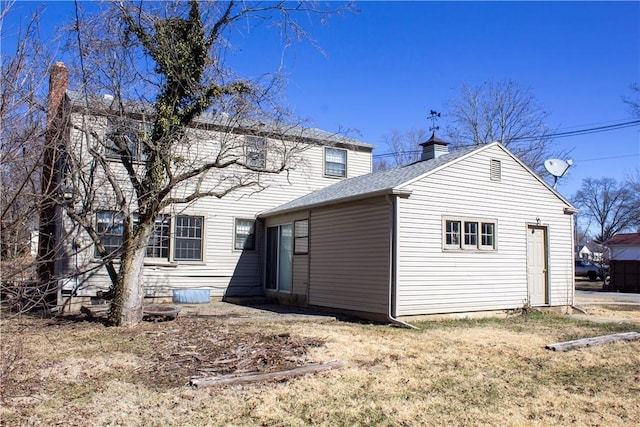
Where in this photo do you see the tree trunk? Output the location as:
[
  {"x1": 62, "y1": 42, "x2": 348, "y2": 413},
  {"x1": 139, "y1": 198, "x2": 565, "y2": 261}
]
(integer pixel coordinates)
[{"x1": 108, "y1": 224, "x2": 151, "y2": 327}]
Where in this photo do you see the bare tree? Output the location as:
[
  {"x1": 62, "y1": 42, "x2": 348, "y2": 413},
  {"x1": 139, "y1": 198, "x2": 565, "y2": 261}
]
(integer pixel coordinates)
[
  {"x1": 373, "y1": 128, "x2": 428, "y2": 171},
  {"x1": 444, "y1": 80, "x2": 563, "y2": 176},
  {"x1": 573, "y1": 177, "x2": 638, "y2": 243},
  {"x1": 623, "y1": 83, "x2": 640, "y2": 119},
  {"x1": 44, "y1": 1, "x2": 352, "y2": 326},
  {"x1": 1, "y1": 2, "x2": 58, "y2": 312}
]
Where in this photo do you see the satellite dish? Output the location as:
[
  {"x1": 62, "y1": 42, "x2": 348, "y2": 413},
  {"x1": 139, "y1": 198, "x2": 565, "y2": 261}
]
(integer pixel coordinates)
[{"x1": 544, "y1": 158, "x2": 573, "y2": 188}]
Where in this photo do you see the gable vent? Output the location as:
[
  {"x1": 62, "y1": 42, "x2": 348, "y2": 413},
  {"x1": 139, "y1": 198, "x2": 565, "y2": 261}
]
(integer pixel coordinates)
[{"x1": 490, "y1": 159, "x2": 501, "y2": 181}]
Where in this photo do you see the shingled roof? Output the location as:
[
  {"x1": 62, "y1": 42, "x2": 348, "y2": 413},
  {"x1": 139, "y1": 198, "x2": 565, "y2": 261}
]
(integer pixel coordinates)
[
  {"x1": 65, "y1": 90, "x2": 372, "y2": 149},
  {"x1": 260, "y1": 143, "x2": 485, "y2": 217},
  {"x1": 604, "y1": 233, "x2": 640, "y2": 246}
]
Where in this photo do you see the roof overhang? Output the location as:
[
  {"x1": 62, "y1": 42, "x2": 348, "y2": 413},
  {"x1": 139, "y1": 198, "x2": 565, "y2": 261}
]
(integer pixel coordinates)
[{"x1": 259, "y1": 188, "x2": 412, "y2": 218}]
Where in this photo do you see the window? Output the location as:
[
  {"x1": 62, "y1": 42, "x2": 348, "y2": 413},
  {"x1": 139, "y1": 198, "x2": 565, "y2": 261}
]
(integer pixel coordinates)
[
  {"x1": 94, "y1": 212, "x2": 205, "y2": 262},
  {"x1": 294, "y1": 219, "x2": 309, "y2": 254},
  {"x1": 445, "y1": 220, "x2": 461, "y2": 248},
  {"x1": 174, "y1": 215, "x2": 204, "y2": 261},
  {"x1": 464, "y1": 221, "x2": 478, "y2": 248},
  {"x1": 96, "y1": 211, "x2": 126, "y2": 256},
  {"x1": 324, "y1": 147, "x2": 347, "y2": 177},
  {"x1": 245, "y1": 136, "x2": 266, "y2": 169},
  {"x1": 146, "y1": 215, "x2": 170, "y2": 258},
  {"x1": 444, "y1": 217, "x2": 496, "y2": 251},
  {"x1": 490, "y1": 159, "x2": 501, "y2": 181},
  {"x1": 234, "y1": 219, "x2": 255, "y2": 250},
  {"x1": 480, "y1": 222, "x2": 495, "y2": 249},
  {"x1": 105, "y1": 117, "x2": 150, "y2": 162}
]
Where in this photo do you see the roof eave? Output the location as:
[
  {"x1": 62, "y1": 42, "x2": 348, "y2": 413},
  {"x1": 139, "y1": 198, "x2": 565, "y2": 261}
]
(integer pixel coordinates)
[{"x1": 259, "y1": 188, "x2": 412, "y2": 218}]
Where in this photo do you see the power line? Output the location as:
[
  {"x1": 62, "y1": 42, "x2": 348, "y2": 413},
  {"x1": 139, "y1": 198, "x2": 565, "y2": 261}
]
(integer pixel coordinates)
[
  {"x1": 575, "y1": 153, "x2": 639, "y2": 163},
  {"x1": 372, "y1": 119, "x2": 640, "y2": 158},
  {"x1": 515, "y1": 120, "x2": 640, "y2": 141}
]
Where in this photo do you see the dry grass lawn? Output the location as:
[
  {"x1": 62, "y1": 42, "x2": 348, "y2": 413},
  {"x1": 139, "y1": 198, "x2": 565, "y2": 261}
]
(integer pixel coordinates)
[{"x1": 1, "y1": 306, "x2": 639, "y2": 426}]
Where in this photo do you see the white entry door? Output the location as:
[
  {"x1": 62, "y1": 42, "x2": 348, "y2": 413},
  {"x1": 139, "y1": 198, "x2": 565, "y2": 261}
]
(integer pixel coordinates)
[{"x1": 527, "y1": 225, "x2": 548, "y2": 306}]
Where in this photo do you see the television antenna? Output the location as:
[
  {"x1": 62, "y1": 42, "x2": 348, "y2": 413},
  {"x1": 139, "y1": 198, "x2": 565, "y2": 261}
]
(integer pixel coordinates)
[{"x1": 544, "y1": 158, "x2": 573, "y2": 189}]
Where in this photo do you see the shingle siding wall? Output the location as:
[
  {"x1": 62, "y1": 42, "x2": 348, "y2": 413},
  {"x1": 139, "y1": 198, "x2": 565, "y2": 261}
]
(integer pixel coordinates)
[
  {"x1": 396, "y1": 145, "x2": 574, "y2": 315},
  {"x1": 308, "y1": 197, "x2": 391, "y2": 315}
]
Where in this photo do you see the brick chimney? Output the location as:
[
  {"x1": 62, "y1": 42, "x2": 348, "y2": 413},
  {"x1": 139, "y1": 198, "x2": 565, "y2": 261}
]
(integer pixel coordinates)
[
  {"x1": 47, "y1": 62, "x2": 69, "y2": 125},
  {"x1": 419, "y1": 132, "x2": 449, "y2": 161},
  {"x1": 38, "y1": 61, "x2": 69, "y2": 297}
]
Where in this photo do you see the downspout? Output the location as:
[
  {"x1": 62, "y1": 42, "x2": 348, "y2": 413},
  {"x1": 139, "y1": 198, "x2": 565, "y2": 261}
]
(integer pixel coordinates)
[
  {"x1": 387, "y1": 194, "x2": 418, "y2": 329},
  {"x1": 306, "y1": 210, "x2": 311, "y2": 308},
  {"x1": 566, "y1": 207, "x2": 581, "y2": 313}
]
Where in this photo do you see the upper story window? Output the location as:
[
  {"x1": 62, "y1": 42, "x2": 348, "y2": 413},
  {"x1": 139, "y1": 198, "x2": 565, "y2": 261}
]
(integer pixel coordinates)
[
  {"x1": 245, "y1": 136, "x2": 266, "y2": 169},
  {"x1": 234, "y1": 218, "x2": 256, "y2": 250},
  {"x1": 324, "y1": 147, "x2": 347, "y2": 178},
  {"x1": 105, "y1": 117, "x2": 151, "y2": 162},
  {"x1": 444, "y1": 217, "x2": 496, "y2": 251}
]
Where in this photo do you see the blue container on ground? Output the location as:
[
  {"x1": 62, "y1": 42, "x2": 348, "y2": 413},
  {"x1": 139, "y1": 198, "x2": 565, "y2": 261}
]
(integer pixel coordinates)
[{"x1": 172, "y1": 289, "x2": 210, "y2": 304}]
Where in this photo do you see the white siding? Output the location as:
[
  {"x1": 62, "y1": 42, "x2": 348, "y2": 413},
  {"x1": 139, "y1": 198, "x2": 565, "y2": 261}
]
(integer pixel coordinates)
[
  {"x1": 609, "y1": 246, "x2": 640, "y2": 260},
  {"x1": 61, "y1": 113, "x2": 372, "y2": 299},
  {"x1": 309, "y1": 198, "x2": 391, "y2": 315},
  {"x1": 396, "y1": 145, "x2": 574, "y2": 315}
]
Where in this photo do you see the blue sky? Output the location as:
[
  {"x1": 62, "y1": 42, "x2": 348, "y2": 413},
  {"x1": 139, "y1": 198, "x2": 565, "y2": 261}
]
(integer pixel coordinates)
[{"x1": 3, "y1": 1, "x2": 639, "y2": 199}]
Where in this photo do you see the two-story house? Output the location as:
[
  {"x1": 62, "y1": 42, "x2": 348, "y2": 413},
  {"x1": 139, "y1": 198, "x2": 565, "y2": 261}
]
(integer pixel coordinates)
[{"x1": 42, "y1": 63, "x2": 373, "y2": 310}]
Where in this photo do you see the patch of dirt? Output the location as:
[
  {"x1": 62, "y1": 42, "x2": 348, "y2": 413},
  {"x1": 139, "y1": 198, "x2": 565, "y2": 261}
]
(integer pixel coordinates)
[
  {"x1": 137, "y1": 318, "x2": 324, "y2": 389},
  {"x1": 1, "y1": 315, "x2": 325, "y2": 398}
]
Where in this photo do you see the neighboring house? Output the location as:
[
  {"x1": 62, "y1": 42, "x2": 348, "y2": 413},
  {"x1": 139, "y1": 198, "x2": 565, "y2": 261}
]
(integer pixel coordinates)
[
  {"x1": 259, "y1": 135, "x2": 577, "y2": 321},
  {"x1": 43, "y1": 63, "x2": 373, "y2": 308},
  {"x1": 578, "y1": 242, "x2": 604, "y2": 263},
  {"x1": 603, "y1": 233, "x2": 640, "y2": 293}
]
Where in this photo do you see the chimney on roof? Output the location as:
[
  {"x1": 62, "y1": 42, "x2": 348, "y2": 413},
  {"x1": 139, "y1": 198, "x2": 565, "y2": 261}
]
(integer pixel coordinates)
[
  {"x1": 38, "y1": 61, "x2": 69, "y2": 295},
  {"x1": 47, "y1": 62, "x2": 69, "y2": 126},
  {"x1": 419, "y1": 132, "x2": 449, "y2": 161}
]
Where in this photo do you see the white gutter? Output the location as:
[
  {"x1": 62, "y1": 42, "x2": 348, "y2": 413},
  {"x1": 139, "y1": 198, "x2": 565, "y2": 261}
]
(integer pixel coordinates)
[{"x1": 386, "y1": 194, "x2": 418, "y2": 329}]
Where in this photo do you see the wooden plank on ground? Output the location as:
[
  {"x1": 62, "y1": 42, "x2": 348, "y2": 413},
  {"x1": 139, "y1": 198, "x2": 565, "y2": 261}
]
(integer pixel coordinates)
[
  {"x1": 190, "y1": 360, "x2": 346, "y2": 388},
  {"x1": 546, "y1": 332, "x2": 640, "y2": 352}
]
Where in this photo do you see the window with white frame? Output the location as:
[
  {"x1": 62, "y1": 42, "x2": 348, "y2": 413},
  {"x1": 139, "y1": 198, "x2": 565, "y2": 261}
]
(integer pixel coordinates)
[
  {"x1": 444, "y1": 217, "x2": 496, "y2": 251},
  {"x1": 146, "y1": 215, "x2": 170, "y2": 258},
  {"x1": 94, "y1": 211, "x2": 204, "y2": 261},
  {"x1": 294, "y1": 219, "x2": 309, "y2": 254},
  {"x1": 105, "y1": 117, "x2": 151, "y2": 162},
  {"x1": 445, "y1": 219, "x2": 461, "y2": 248},
  {"x1": 173, "y1": 215, "x2": 204, "y2": 261},
  {"x1": 324, "y1": 147, "x2": 347, "y2": 177},
  {"x1": 95, "y1": 211, "x2": 127, "y2": 256},
  {"x1": 480, "y1": 222, "x2": 495, "y2": 249},
  {"x1": 245, "y1": 136, "x2": 266, "y2": 169},
  {"x1": 463, "y1": 221, "x2": 478, "y2": 248},
  {"x1": 234, "y1": 218, "x2": 255, "y2": 250}
]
